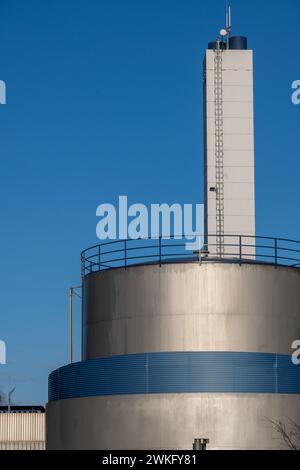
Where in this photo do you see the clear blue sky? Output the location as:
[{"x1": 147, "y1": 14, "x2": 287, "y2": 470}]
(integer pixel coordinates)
[{"x1": 0, "y1": 0, "x2": 299, "y2": 404}]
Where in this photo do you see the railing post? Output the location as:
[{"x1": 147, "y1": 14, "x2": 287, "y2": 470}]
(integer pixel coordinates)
[
  {"x1": 98, "y1": 244, "x2": 101, "y2": 271},
  {"x1": 275, "y1": 238, "x2": 278, "y2": 267},
  {"x1": 124, "y1": 240, "x2": 127, "y2": 270},
  {"x1": 239, "y1": 235, "x2": 242, "y2": 265},
  {"x1": 159, "y1": 236, "x2": 162, "y2": 267}
]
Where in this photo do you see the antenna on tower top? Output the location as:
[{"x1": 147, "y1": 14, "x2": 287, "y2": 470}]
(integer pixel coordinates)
[
  {"x1": 224, "y1": 1, "x2": 232, "y2": 49},
  {"x1": 220, "y1": 2, "x2": 232, "y2": 48},
  {"x1": 226, "y1": 2, "x2": 232, "y2": 31}
]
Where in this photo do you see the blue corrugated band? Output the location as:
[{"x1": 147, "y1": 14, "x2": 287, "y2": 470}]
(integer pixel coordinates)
[{"x1": 48, "y1": 352, "x2": 300, "y2": 401}]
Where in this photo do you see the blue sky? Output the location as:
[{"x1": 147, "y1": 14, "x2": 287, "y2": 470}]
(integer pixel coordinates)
[{"x1": 0, "y1": 0, "x2": 299, "y2": 404}]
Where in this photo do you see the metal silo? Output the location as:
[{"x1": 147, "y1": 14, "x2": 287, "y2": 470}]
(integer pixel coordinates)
[{"x1": 46, "y1": 237, "x2": 300, "y2": 449}]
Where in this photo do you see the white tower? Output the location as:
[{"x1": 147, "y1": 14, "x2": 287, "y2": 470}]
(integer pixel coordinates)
[{"x1": 204, "y1": 8, "x2": 255, "y2": 256}]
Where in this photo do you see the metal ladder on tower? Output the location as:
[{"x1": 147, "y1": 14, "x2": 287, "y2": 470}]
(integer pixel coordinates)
[{"x1": 214, "y1": 44, "x2": 225, "y2": 257}]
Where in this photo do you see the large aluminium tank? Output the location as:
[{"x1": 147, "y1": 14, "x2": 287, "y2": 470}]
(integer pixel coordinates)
[{"x1": 47, "y1": 238, "x2": 300, "y2": 449}]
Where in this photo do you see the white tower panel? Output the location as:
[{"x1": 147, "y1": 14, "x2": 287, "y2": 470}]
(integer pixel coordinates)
[{"x1": 204, "y1": 48, "x2": 255, "y2": 256}]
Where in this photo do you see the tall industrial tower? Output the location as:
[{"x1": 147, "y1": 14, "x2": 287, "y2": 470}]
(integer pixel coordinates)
[{"x1": 204, "y1": 9, "x2": 255, "y2": 256}]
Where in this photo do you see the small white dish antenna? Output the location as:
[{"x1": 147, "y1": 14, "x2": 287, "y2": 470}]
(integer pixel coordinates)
[{"x1": 220, "y1": 29, "x2": 227, "y2": 37}]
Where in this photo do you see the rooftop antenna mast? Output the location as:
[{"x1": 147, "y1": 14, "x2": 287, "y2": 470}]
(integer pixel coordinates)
[
  {"x1": 220, "y1": 2, "x2": 232, "y2": 49},
  {"x1": 226, "y1": 2, "x2": 231, "y2": 49}
]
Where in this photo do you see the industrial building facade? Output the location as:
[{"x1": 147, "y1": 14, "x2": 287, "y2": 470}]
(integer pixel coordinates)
[{"x1": 0, "y1": 406, "x2": 45, "y2": 450}]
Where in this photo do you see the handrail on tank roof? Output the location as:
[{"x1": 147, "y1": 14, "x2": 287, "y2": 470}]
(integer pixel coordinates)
[{"x1": 81, "y1": 234, "x2": 300, "y2": 277}]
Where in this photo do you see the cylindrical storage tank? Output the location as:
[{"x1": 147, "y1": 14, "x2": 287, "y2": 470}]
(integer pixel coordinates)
[
  {"x1": 229, "y1": 36, "x2": 248, "y2": 50},
  {"x1": 47, "y1": 261, "x2": 300, "y2": 449}
]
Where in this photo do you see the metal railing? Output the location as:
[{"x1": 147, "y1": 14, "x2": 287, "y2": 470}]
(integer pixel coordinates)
[{"x1": 81, "y1": 234, "x2": 300, "y2": 277}]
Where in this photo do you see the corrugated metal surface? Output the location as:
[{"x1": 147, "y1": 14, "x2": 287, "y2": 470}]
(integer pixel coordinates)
[
  {"x1": 48, "y1": 352, "x2": 300, "y2": 401},
  {"x1": 0, "y1": 440, "x2": 45, "y2": 450},
  {"x1": 0, "y1": 413, "x2": 45, "y2": 450}
]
